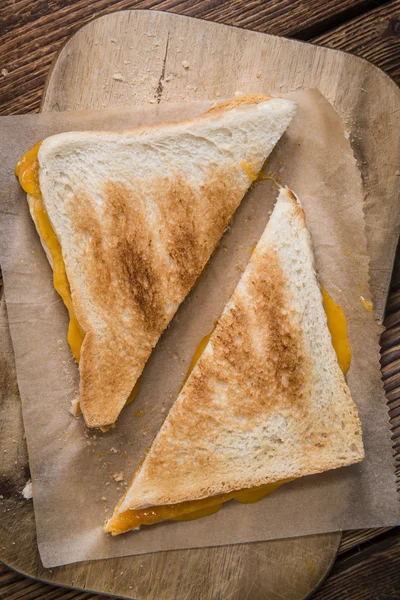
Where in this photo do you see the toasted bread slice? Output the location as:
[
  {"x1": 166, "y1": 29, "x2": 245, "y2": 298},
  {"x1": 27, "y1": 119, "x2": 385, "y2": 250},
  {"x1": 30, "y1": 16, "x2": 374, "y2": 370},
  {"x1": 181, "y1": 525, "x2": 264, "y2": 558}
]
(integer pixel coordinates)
[
  {"x1": 34, "y1": 95, "x2": 296, "y2": 428},
  {"x1": 105, "y1": 187, "x2": 363, "y2": 533}
]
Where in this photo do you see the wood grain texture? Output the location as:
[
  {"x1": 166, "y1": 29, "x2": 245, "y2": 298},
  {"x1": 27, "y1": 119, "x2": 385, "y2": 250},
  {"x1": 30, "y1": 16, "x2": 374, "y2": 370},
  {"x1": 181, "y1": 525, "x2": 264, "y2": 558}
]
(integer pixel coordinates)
[
  {"x1": 0, "y1": 532, "x2": 396, "y2": 600},
  {"x1": 339, "y1": 528, "x2": 395, "y2": 554},
  {"x1": 314, "y1": 528, "x2": 400, "y2": 599},
  {"x1": 0, "y1": 562, "x2": 104, "y2": 600},
  {"x1": 314, "y1": 0, "x2": 400, "y2": 85},
  {"x1": 0, "y1": 0, "x2": 387, "y2": 115},
  {"x1": 381, "y1": 302, "x2": 400, "y2": 487},
  {"x1": 1, "y1": 2, "x2": 400, "y2": 599}
]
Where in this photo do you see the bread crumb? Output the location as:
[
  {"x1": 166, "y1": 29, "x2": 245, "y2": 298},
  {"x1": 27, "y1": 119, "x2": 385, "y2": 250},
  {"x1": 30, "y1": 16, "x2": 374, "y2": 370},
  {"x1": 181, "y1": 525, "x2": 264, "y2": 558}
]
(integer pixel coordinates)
[
  {"x1": 112, "y1": 73, "x2": 125, "y2": 82},
  {"x1": 70, "y1": 397, "x2": 81, "y2": 417},
  {"x1": 112, "y1": 472, "x2": 124, "y2": 482},
  {"x1": 22, "y1": 480, "x2": 32, "y2": 500},
  {"x1": 1, "y1": 68, "x2": 8, "y2": 77},
  {"x1": 181, "y1": 60, "x2": 190, "y2": 69},
  {"x1": 109, "y1": 447, "x2": 118, "y2": 453},
  {"x1": 256, "y1": 71, "x2": 261, "y2": 78}
]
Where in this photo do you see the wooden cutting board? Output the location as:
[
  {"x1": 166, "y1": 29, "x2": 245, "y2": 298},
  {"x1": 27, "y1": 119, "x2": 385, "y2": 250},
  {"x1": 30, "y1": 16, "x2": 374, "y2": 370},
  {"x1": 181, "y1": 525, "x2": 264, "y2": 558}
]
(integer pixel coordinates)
[{"x1": 1, "y1": 9, "x2": 399, "y2": 600}]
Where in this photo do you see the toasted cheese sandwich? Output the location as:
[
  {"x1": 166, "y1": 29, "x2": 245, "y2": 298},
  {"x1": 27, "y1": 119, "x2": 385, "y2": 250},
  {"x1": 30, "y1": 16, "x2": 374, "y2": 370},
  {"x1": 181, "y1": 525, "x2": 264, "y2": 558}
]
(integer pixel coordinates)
[
  {"x1": 105, "y1": 187, "x2": 364, "y2": 535},
  {"x1": 15, "y1": 95, "x2": 296, "y2": 428}
]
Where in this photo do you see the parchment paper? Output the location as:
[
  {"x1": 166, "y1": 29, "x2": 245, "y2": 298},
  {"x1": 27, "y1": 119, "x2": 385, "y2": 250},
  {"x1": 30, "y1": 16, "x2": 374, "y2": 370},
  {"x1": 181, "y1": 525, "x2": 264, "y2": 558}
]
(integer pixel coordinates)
[{"x1": 0, "y1": 91, "x2": 398, "y2": 568}]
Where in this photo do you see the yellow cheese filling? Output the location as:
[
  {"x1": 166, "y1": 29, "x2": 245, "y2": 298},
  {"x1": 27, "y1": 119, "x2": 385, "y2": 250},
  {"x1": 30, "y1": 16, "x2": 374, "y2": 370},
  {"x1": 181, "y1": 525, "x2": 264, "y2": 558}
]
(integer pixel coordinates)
[
  {"x1": 15, "y1": 143, "x2": 141, "y2": 404},
  {"x1": 321, "y1": 287, "x2": 351, "y2": 375},
  {"x1": 16, "y1": 142, "x2": 84, "y2": 362},
  {"x1": 108, "y1": 480, "x2": 290, "y2": 534},
  {"x1": 360, "y1": 295, "x2": 373, "y2": 313}
]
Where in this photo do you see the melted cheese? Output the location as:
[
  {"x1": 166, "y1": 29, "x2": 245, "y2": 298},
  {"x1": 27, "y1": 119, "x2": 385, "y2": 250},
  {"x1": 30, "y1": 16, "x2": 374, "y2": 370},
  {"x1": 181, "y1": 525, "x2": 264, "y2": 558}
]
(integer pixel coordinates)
[
  {"x1": 240, "y1": 161, "x2": 280, "y2": 188},
  {"x1": 240, "y1": 160, "x2": 259, "y2": 181},
  {"x1": 16, "y1": 143, "x2": 141, "y2": 405},
  {"x1": 15, "y1": 142, "x2": 85, "y2": 362},
  {"x1": 321, "y1": 288, "x2": 352, "y2": 375},
  {"x1": 360, "y1": 296, "x2": 373, "y2": 313},
  {"x1": 183, "y1": 331, "x2": 212, "y2": 385},
  {"x1": 108, "y1": 480, "x2": 289, "y2": 534}
]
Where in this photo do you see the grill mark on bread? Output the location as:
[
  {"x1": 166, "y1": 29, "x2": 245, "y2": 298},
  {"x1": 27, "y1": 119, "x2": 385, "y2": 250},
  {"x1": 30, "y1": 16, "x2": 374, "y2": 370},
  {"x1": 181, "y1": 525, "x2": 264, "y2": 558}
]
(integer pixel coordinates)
[
  {"x1": 157, "y1": 175, "x2": 203, "y2": 295},
  {"x1": 207, "y1": 248, "x2": 306, "y2": 416},
  {"x1": 68, "y1": 182, "x2": 165, "y2": 334},
  {"x1": 199, "y1": 168, "x2": 242, "y2": 242},
  {"x1": 250, "y1": 248, "x2": 307, "y2": 406},
  {"x1": 157, "y1": 169, "x2": 242, "y2": 295},
  {"x1": 105, "y1": 182, "x2": 164, "y2": 330}
]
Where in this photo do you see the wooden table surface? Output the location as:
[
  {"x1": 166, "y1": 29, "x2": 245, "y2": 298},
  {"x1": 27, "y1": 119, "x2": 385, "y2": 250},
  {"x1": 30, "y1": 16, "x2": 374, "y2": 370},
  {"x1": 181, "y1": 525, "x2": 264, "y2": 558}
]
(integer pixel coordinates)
[{"x1": 1, "y1": 1, "x2": 400, "y2": 598}]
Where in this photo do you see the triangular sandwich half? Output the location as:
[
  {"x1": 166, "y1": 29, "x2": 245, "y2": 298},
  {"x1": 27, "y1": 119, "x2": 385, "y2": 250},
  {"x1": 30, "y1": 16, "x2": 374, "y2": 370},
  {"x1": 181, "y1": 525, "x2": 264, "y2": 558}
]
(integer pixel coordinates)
[
  {"x1": 16, "y1": 95, "x2": 296, "y2": 428},
  {"x1": 105, "y1": 187, "x2": 364, "y2": 535}
]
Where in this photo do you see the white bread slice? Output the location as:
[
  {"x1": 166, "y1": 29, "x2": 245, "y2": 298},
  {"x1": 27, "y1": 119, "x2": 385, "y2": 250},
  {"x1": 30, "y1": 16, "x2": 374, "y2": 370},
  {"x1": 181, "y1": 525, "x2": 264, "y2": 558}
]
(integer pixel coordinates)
[
  {"x1": 109, "y1": 188, "x2": 364, "y2": 520},
  {"x1": 37, "y1": 95, "x2": 296, "y2": 428}
]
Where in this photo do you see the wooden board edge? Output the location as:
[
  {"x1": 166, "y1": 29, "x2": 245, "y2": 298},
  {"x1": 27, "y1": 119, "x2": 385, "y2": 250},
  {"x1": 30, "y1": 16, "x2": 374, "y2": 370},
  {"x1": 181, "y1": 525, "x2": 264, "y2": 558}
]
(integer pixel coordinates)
[
  {"x1": 2, "y1": 8, "x2": 368, "y2": 599},
  {"x1": 41, "y1": 8, "x2": 400, "y2": 111},
  {"x1": 1, "y1": 533, "x2": 343, "y2": 599}
]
